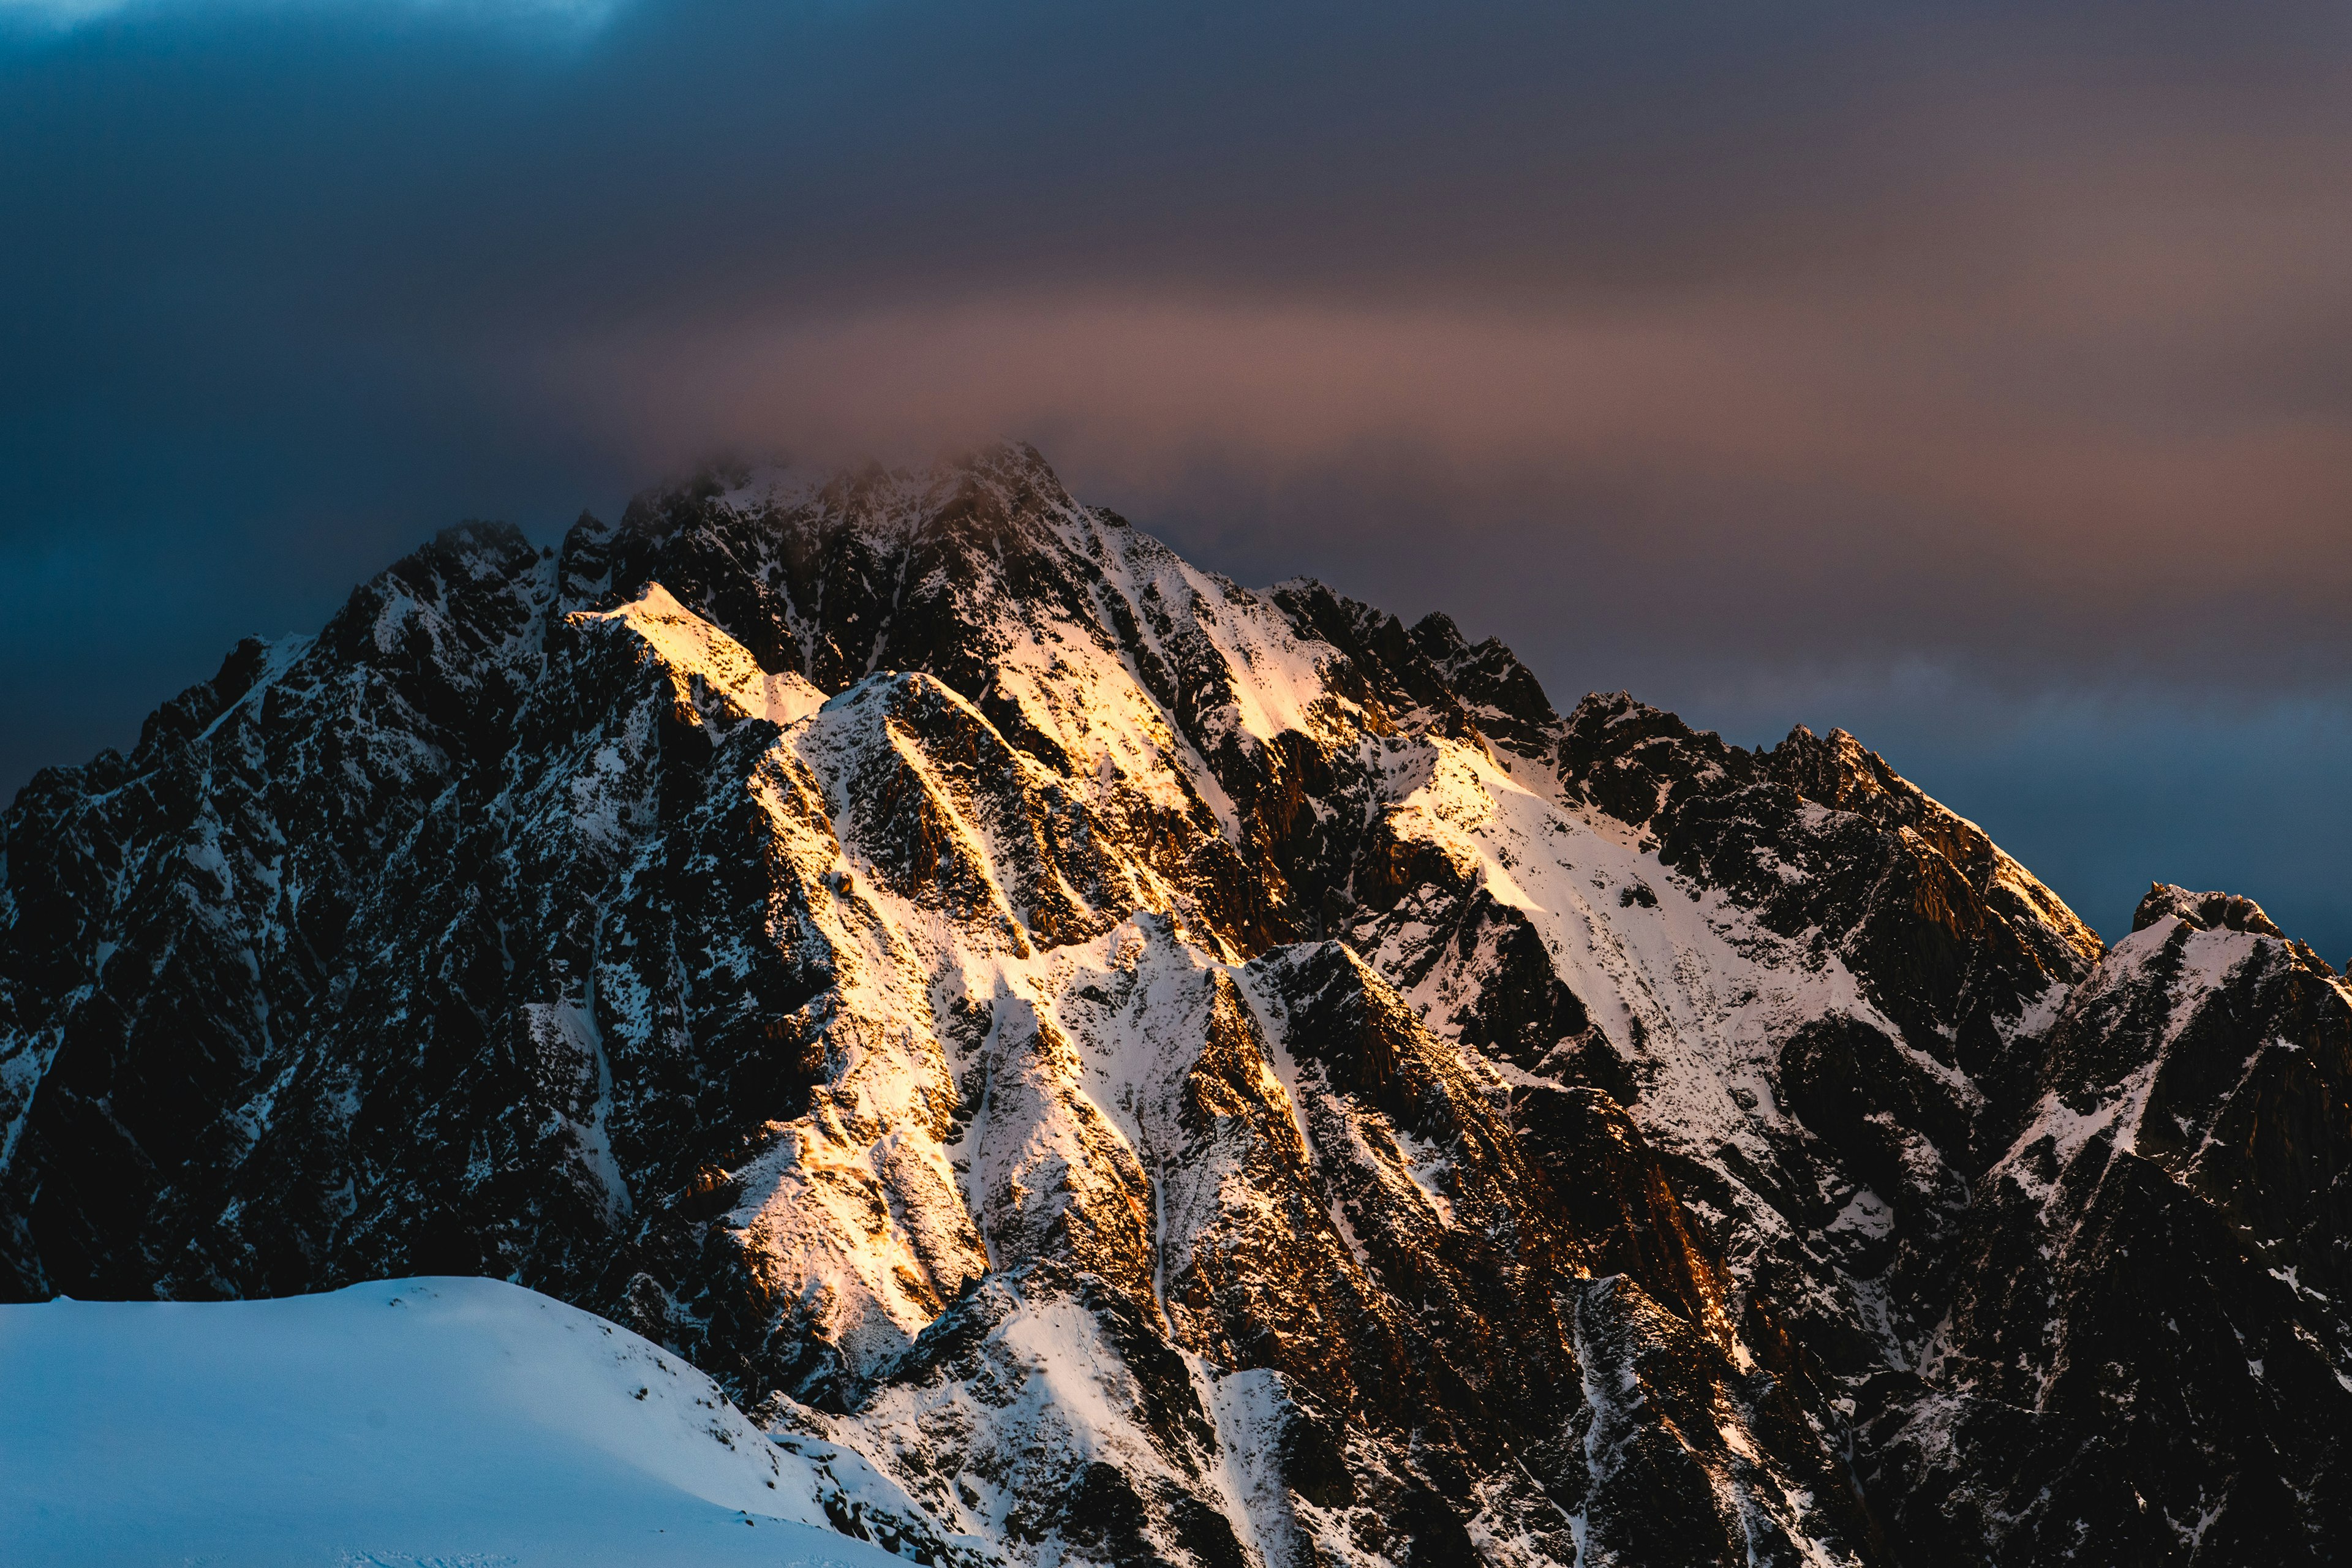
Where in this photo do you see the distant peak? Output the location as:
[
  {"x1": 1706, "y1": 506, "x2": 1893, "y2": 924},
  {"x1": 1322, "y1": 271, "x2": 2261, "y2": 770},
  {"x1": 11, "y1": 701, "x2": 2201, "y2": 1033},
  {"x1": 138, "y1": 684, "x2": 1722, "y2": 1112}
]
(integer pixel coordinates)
[{"x1": 2132, "y1": 883, "x2": 2285, "y2": 940}]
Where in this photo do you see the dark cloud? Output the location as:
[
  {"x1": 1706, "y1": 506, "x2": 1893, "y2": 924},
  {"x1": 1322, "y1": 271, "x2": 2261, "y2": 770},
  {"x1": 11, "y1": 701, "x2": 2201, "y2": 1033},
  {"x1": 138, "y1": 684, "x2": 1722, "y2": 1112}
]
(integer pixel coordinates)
[{"x1": 4, "y1": 0, "x2": 2348, "y2": 955}]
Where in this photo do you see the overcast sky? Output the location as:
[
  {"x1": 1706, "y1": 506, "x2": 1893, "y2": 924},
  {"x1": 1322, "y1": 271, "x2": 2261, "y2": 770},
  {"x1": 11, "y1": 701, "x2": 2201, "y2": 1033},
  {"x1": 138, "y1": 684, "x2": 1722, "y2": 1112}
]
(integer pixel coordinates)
[{"x1": 5, "y1": 0, "x2": 2348, "y2": 957}]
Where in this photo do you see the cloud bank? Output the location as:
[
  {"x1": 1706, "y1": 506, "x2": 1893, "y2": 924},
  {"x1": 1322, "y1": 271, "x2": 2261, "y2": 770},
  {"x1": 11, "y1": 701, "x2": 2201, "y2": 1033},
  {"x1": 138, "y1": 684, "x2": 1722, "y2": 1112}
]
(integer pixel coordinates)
[{"x1": 4, "y1": 0, "x2": 2349, "y2": 951}]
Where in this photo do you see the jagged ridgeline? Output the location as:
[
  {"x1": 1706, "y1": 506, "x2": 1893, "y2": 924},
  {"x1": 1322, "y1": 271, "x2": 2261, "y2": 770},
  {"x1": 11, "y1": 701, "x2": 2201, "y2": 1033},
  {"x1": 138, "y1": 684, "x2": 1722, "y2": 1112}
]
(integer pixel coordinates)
[{"x1": 4, "y1": 443, "x2": 2348, "y2": 1567}]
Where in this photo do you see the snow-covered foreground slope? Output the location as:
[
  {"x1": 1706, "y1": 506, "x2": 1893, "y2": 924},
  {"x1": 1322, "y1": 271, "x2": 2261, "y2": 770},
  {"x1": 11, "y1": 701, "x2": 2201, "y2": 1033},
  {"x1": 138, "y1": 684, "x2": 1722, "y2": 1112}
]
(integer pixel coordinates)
[{"x1": 0, "y1": 1276, "x2": 899, "y2": 1568}]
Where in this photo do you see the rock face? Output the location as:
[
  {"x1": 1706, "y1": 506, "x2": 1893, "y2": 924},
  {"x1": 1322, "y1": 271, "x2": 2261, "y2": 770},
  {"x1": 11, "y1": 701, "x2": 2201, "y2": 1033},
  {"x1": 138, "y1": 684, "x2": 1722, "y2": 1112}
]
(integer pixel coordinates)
[{"x1": 3, "y1": 444, "x2": 2346, "y2": 1566}]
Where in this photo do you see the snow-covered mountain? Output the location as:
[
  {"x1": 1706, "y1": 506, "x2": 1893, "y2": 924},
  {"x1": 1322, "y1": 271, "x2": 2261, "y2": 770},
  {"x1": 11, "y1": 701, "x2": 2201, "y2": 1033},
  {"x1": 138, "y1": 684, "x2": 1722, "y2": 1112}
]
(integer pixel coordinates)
[{"x1": 4, "y1": 443, "x2": 2346, "y2": 1566}]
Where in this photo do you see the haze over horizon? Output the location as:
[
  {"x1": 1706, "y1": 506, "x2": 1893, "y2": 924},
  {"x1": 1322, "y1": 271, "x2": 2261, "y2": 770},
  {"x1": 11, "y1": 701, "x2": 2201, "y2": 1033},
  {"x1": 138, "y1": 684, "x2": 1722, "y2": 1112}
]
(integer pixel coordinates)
[{"x1": 5, "y1": 0, "x2": 2348, "y2": 957}]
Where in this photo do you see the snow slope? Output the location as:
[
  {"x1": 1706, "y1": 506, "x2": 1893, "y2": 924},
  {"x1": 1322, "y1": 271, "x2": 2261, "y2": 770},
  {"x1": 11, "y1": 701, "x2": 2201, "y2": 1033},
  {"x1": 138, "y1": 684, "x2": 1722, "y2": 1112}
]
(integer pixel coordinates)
[{"x1": 0, "y1": 1277, "x2": 899, "y2": 1568}]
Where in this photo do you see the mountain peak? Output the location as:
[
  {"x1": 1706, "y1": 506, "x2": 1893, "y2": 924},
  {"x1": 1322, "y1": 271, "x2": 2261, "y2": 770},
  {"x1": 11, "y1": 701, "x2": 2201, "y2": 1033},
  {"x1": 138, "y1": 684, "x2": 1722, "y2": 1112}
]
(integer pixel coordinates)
[
  {"x1": 4, "y1": 446, "x2": 2344, "y2": 1567},
  {"x1": 2131, "y1": 880, "x2": 2286, "y2": 938}
]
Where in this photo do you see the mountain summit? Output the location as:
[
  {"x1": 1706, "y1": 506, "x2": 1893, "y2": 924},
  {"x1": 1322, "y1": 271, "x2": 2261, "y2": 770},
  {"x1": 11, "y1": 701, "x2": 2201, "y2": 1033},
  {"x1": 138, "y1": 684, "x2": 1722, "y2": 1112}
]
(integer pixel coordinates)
[{"x1": 4, "y1": 444, "x2": 2347, "y2": 1566}]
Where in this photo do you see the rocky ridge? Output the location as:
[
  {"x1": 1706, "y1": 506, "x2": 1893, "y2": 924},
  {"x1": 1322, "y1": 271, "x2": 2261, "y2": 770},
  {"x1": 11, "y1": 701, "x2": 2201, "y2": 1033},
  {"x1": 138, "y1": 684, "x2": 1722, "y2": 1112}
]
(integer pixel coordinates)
[{"x1": 4, "y1": 443, "x2": 2346, "y2": 1566}]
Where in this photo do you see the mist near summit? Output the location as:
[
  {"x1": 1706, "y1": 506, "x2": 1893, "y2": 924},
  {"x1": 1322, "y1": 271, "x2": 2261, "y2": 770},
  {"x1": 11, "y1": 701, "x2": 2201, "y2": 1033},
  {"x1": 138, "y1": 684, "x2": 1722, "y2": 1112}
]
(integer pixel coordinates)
[{"x1": 4, "y1": 0, "x2": 2349, "y2": 952}]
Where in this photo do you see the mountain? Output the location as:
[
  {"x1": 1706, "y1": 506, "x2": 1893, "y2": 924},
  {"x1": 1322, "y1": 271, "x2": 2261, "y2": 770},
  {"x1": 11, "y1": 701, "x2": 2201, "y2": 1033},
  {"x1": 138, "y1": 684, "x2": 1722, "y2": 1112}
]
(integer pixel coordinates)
[{"x1": 3, "y1": 442, "x2": 2346, "y2": 1567}]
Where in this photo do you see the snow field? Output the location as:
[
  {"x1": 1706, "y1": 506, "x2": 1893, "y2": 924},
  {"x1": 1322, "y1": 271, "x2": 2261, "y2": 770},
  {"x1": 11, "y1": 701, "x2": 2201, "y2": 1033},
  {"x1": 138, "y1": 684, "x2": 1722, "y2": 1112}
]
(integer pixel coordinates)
[{"x1": 0, "y1": 1276, "x2": 899, "y2": 1568}]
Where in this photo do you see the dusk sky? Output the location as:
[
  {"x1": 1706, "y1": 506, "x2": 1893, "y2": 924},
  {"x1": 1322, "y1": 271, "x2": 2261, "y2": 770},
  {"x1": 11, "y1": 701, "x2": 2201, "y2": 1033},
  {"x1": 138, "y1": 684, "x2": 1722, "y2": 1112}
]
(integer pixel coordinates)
[{"x1": 5, "y1": 0, "x2": 2348, "y2": 958}]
